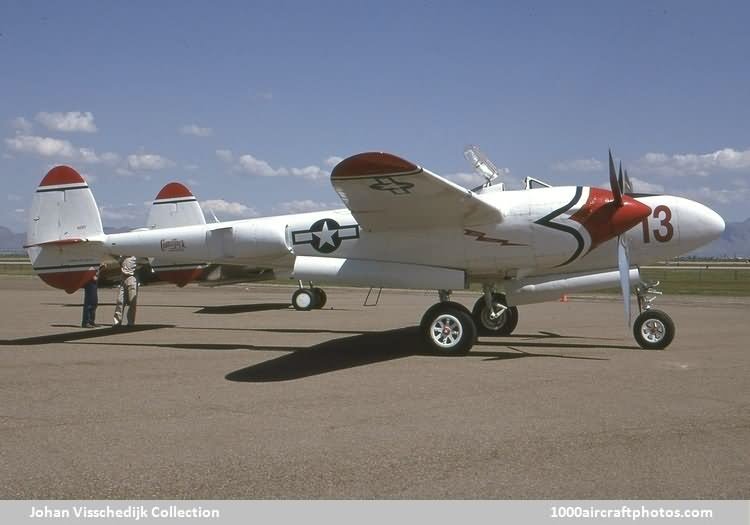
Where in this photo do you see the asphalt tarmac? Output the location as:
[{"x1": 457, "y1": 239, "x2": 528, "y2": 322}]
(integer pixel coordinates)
[{"x1": 1, "y1": 275, "x2": 748, "y2": 499}]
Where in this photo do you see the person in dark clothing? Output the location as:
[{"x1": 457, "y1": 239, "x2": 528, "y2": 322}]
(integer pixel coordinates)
[{"x1": 81, "y1": 265, "x2": 102, "y2": 328}]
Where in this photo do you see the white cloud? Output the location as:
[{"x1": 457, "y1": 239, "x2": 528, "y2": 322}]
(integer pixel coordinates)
[
  {"x1": 236, "y1": 154, "x2": 282, "y2": 177},
  {"x1": 127, "y1": 153, "x2": 174, "y2": 171},
  {"x1": 325, "y1": 156, "x2": 343, "y2": 168},
  {"x1": 551, "y1": 158, "x2": 603, "y2": 172},
  {"x1": 5, "y1": 134, "x2": 76, "y2": 157},
  {"x1": 289, "y1": 165, "x2": 328, "y2": 180},
  {"x1": 10, "y1": 116, "x2": 32, "y2": 133},
  {"x1": 36, "y1": 111, "x2": 97, "y2": 133},
  {"x1": 7, "y1": 193, "x2": 21, "y2": 201},
  {"x1": 2, "y1": 153, "x2": 14, "y2": 160},
  {"x1": 272, "y1": 200, "x2": 337, "y2": 214},
  {"x1": 115, "y1": 167, "x2": 135, "y2": 177},
  {"x1": 78, "y1": 147, "x2": 119, "y2": 165},
  {"x1": 676, "y1": 186, "x2": 749, "y2": 206},
  {"x1": 98, "y1": 203, "x2": 148, "y2": 225},
  {"x1": 636, "y1": 147, "x2": 750, "y2": 177},
  {"x1": 5, "y1": 134, "x2": 118, "y2": 165},
  {"x1": 179, "y1": 124, "x2": 213, "y2": 137},
  {"x1": 184, "y1": 164, "x2": 199, "y2": 171},
  {"x1": 627, "y1": 176, "x2": 664, "y2": 194},
  {"x1": 255, "y1": 91, "x2": 273, "y2": 101},
  {"x1": 234, "y1": 153, "x2": 329, "y2": 181},
  {"x1": 446, "y1": 172, "x2": 485, "y2": 186},
  {"x1": 200, "y1": 199, "x2": 259, "y2": 219},
  {"x1": 216, "y1": 149, "x2": 233, "y2": 163}
]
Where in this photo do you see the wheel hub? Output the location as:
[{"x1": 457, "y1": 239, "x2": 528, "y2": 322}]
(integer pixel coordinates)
[
  {"x1": 481, "y1": 303, "x2": 506, "y2": 329},
  {"x1": 641, "y1": 318, "x2": 665, "y2": 343},
  {"x1": 431, "y1": 314, "x2": 462, "y2": 348}
]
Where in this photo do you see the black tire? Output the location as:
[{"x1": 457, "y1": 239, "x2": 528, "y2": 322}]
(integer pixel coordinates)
[
  {"x1": 471, "y1": 293, "x2": 519, "y2": 336},
  {"x1": 633, "y1": 309, "x2": 675, "y2": 350},
  {"x1": 312, "y1": 288, "x2": 327, "y2": 309},
  {"x1": 420, "y1": 301, "x2": 472, "y2": 331},
  {"x1": 291, "y1": 289, "x2": 315, "y2": 311},
  {"x1": 421, "y1": 303, "x2": 477, "y2": 356}
]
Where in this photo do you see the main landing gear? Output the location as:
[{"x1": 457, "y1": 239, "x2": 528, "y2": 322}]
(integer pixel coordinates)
[
  {"x1": 291, "y1": 281, "x2": 327, "y2": 311},
  {"x1": 420, "y1": 287, "x2": 519, "y2": 356},
  {"x1": 632, "y1": 280, "x2": 675, "y2": 350}
]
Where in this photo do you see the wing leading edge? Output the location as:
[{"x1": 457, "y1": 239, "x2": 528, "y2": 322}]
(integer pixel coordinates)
[{"x1": 330, "y1": 152, "x2": 501, "y2": 232}]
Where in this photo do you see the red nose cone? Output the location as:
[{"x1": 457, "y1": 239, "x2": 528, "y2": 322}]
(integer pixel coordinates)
[
  {"x1": 612, "y1": 196, "x2": 652, "y2": 235},
  {"x1": 570, "y1": 188, "x2": 652, "y2": 250}
]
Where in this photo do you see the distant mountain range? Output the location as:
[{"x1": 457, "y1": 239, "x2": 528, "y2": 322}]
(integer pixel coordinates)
[
  {"x1": 0, "y1": 226, "x2": 25, "y2": 252},
  {"x1": 2, "y1": 219, "x2": 749, "y2": 258},
  {"x1": 689, "y1": 217, "x2": 750, "y2": 259}
]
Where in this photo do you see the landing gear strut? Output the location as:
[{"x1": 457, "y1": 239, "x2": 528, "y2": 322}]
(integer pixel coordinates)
[
  {"x1": 632, "y1": 280, "x2": 675, "y2": 350},
  {"x1": 291, "y1": 281, "x2": 327, "y2": 311}
]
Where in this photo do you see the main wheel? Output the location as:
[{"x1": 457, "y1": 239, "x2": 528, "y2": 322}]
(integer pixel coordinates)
[
  {"x1": 421, "y1": 302, "x2": 477, "y2": 356},
  {"x1": 633, "y1": 309, "x2": 675, "y2": 350},
  {"x1": 292, "y1": 289, "x2": 315, "y2": 311},
  {"x1": 471, "y1": 293, "x2": 519, "y2": 336},
  {"x1": 312, "y1": 287, "x2": 327, "y2": 309}
]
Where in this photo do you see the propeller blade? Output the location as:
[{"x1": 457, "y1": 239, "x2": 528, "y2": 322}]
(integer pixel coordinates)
[
  {"x1": 617, "y1": 235, "x2": 632, "y2": 327},
  {"x1": 609, "y1": 149, "x2": 624, "y2": 207},
  {"x1": 618, "y1": 161, "x2": 624, "y2": 193},
  {"x1": 623, "y1": 169, "x2": 633, "y2": 193}
]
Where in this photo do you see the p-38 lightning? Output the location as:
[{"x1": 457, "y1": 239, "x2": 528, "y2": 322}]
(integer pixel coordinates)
[{"x1": 25, "y1": 147, "x2": 725, "y2": 353}]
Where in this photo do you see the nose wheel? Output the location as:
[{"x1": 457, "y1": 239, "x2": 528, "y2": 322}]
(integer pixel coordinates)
[
  {"x1": 633, "y1": 309, "x2": 674, "y2": 350},
  {"x1": 632, "y1": 281, "x2": 675, "y2": 349}
]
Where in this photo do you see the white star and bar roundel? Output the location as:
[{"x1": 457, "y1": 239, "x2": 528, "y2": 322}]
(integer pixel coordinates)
[{"x1": 291, "y1": 218, "x2": 360, "y2": 253}]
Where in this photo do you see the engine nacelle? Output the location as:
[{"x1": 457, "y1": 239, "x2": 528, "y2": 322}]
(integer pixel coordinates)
[
  {"x1": 505, "y1": 268, "x2": 641, "y2": 306},
  {"x1": 291, "y1": 256, "x2": 467, "y2": 290}
]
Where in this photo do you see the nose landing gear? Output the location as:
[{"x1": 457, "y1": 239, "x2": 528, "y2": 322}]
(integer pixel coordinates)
[{"x1": 632, "y1": 280, "x2": 675, "y2": 350}]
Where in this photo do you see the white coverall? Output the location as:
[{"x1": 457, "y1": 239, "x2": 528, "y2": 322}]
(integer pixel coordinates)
[{"x1": 113, "y1": 256, "x2": 138, "y2": 326}]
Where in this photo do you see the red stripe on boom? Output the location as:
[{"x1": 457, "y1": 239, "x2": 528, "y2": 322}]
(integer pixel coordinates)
[
  {"x1": 39, "y1": 269, "x2": 96, "y2": 294},
  {"x1": 156, "y1": 182, "x2": 194, "y2": 200},
  {"x1": 39, "y1": 166, "x2": 85, "y2": 187},
  {"x1": 331, "y1": 152, "x2": 418, "y2": 179}
]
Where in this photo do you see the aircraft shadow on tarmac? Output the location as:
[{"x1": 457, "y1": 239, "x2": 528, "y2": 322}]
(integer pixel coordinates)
[
  {"x1": 0, "y1": 324, "x2": 175, "y2": 346},
  {"x1": 224, "y1": 328, "x2": 622, "y2": 383},
  {"x1": 49, "y1": 302, "x2": 291, "y2": 313}
]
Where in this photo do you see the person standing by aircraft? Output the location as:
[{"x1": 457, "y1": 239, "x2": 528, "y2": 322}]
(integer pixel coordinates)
[
  {"x1": 113, "y1": 256, "x2": 138, "y2": 327},
  {"x1": 81, "y1": 265, "x2": 102, "y2": 328}
]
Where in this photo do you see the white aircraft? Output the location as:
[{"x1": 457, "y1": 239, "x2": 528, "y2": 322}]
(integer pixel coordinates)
[{"x1": 25, "y1": 148, "x2": 724, "y2": 353}]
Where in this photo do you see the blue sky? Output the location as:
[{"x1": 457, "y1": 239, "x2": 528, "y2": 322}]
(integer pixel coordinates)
[{"x1": 2, "y1": 0, "x2": 749, "y2": 231}]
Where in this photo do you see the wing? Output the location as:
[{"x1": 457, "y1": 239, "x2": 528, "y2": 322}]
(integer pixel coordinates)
[{"x1": 330, "y1": 152, "x2": 502, "y2": 231}]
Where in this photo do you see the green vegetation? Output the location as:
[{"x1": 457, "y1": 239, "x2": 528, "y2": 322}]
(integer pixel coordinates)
[
  {"x1": 0, "y1": 255, "x2": 32, "y2": 275},
  {"x1": 640, "y1": 267, "x2": 750, "y2": 296},
  {"x1": 2, "y1": 256, "x2": 750, "y2": 295}
]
